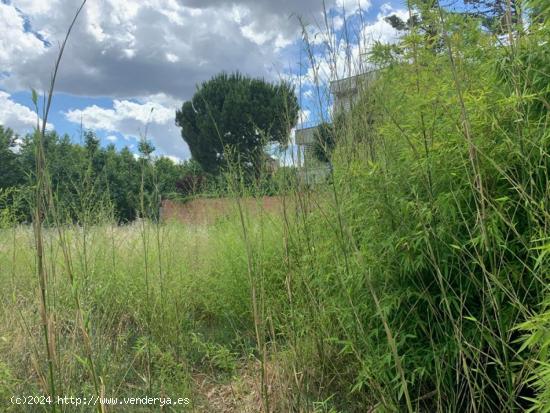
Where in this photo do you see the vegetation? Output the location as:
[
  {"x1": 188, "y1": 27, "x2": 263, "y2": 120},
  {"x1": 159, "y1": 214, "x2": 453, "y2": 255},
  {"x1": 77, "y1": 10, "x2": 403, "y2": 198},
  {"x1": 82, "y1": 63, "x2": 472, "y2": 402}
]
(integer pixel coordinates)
[
  {"x1": 0, "y1": 0, "x2": 549, "y2": 412},
  {"x1": 175, "y1": 72, "x2": 299, "y2": 176},
  {"x1": 312, "y1": 121, "x2": 337, "y2": 163},
  {"x1": 0, "y1": 127, "x2": 206, "y2": 222}
]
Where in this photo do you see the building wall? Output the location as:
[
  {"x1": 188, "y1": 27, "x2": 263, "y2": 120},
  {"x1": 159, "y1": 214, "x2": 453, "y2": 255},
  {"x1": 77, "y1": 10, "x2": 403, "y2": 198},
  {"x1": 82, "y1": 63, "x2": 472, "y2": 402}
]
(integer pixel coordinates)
[{"x1": 295, "y1": 126, "x2": 331, "y2": 184}]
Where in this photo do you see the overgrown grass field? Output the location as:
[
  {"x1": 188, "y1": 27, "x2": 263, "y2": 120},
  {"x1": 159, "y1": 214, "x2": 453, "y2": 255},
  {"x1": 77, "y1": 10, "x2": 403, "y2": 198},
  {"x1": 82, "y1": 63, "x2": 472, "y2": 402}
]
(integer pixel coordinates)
[
  {"x1": 1, "y1": 0, "x2": 550, "y2": 412},
  {"x1": 0, "y1": 219, "x2": 269, "y2": 411}
]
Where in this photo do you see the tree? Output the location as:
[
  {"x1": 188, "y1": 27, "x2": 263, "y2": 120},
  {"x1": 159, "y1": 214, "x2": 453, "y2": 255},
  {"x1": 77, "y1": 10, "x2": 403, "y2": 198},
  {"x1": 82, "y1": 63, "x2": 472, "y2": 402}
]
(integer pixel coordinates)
[
  {"x1": 463, "y1": 0, "x2": 520, "y2": 33},
  {"x1": 175, "y1": 72, "x2": 299, "y2": 176},
  {"x1": 385, "y1": 0, "x2": 521, "y2": 35},
  {"x1": 0, "y1": 126, "x2": 23, "y2": 190},
  {"x1": 313, "y1": 122, "x2": 336, "y2": 163},
  {"x1": 0, "y1": 123, "x2": 216, "y2": 222},
  {"x1": 138, "y1": 138, "x2": 155, "y2": 159},
  {"x1": 84, "y1": 130, "x2": 100, "y2": 157}
]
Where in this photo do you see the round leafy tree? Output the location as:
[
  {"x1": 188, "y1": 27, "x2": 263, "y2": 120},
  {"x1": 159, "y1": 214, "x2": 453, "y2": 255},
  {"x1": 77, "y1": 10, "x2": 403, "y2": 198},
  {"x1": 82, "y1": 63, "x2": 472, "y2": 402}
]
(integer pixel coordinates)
[{"x1": 175, "y1": 72, "x2": 298, "y2": 175}]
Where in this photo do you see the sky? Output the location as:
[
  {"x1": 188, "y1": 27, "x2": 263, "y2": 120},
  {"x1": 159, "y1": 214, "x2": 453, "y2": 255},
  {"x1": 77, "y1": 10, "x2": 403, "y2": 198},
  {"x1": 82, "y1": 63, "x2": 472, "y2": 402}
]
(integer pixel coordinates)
[{"x1": 0, "y1": 0, "x2": 407, "y2": 162}]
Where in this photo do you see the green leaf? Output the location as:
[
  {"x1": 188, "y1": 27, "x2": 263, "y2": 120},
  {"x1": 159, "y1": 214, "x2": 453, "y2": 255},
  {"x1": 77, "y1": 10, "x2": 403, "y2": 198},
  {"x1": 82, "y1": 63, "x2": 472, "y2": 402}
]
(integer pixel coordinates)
[{"x1": 31, "y1": 89, "x2": 38, "y2": 106}]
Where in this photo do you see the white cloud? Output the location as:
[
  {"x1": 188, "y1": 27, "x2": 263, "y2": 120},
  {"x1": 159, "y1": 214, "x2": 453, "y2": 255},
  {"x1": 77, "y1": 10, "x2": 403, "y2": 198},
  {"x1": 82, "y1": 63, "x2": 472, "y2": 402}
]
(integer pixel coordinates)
[
  {"x1": 1, "y1": 0, "x2": 405, "y2": 159},
  {"x1": 336, "y1": 0, "x2": 371, "y2": 16},
  {"x1": 165, "y1": 52, "x2": 179, "y2": 63},
  {"x1": 302, "y1": 4, "x2": 406, "y2": 85},
  {"x1": 2, "y1": 0, "x2": 368, "y2": 98},
  {"x1": 64, "y1": 97, "x2": 188, "y2": 159},
  {"x1": 0, "y1": 91, "x2": 53, "y2": 134},
  {"x1": 65, "y1": 100, "x2": 173, "y2": 130},
  {"x1": 163, "y1": 155, "x2": 182, "y2": 164},
  {"x1": 299, "y1": 108, "x2": 311, "y2": 125},
  {"x1": 0, "y1": 2, "x2": 47, "y2": 72},
  {"x1": 10, "y1": 0, "x2": 61, "y2": 15},
  {"x1": 294, "y1": 3, "x2": 406, "y2": 128},
  {"x1": 361, "y1": 5, "x2": 408, "y2": 46},
  {"x1": 333, "y1": 15, "x2": 345, "y2": 30}
]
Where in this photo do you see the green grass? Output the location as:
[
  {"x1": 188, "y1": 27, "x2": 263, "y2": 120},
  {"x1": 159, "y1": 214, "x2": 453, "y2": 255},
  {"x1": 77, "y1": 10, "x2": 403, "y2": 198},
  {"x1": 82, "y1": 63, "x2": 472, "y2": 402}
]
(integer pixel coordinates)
[
  {"x1": 0, "y1": 217, "x2": 281, "y2": 411},
  {"x1": 1, "y1": 1, "x2": 549, "y2": 412}
]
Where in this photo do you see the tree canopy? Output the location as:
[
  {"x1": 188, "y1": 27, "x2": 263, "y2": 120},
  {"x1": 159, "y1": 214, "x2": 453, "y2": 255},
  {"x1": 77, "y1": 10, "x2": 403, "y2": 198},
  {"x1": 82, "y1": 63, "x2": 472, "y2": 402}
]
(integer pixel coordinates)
[
  {"x1": 175, "y1": 72, "x2": 299, "y2": 176},
  {"x1": 0, "y1": 126, "x2": 23, "y2": 191},
  {"x1": 385, "y1": 0, "x2": 521, "y2": 35},
  {"x1": 0, "y1": 127, "x2": 201, "y2": 223}
]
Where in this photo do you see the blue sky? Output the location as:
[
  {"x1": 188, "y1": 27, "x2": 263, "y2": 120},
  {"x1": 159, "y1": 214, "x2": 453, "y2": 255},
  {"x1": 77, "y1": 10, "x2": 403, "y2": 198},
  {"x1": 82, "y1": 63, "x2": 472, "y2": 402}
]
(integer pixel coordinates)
[{"x1": 0, "y1": 0, "x2": 406, "y2": 162}]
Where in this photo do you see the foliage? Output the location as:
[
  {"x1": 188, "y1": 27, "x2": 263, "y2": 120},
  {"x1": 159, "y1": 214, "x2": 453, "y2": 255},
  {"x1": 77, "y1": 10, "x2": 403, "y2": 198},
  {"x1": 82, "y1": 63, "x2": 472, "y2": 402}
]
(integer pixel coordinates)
[
  {"x1": 0, "y1": 126, "x2": 24, "y2": 191},
  {"x1": 463, "y1": 0, "x2": 521, "y2": 32},
  {"x1": 190, "y1": 333, "x2": 238, "y2": 374},
  {"x1": 175, "y1": 72, "x2": 299, "y2": 176},
  {"x1": 517, "y1": 298, "x2": 550, "y2": 413},
  {"x1": 314, "y1": 5, "x2": 548, "y2": 410},
  {"x1": 0, "y1": 129, "x2": 197, "y2": 222},
  {"x1": 1, "y1": 1, "x2": 549, "y2": 412},
  {"x1": 175, "y1": 173, "x2": 207, "y2": 196},
  {"x1": 312, "y1": 122, "x2": 336, "y2": 163}
]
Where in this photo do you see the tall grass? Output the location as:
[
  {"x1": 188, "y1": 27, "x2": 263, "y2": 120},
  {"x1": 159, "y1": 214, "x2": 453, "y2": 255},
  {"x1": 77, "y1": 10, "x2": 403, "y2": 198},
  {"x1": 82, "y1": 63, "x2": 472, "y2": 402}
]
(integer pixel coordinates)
[{"x1": 1, "y1": 0, "x2": 549, "y2": 412}]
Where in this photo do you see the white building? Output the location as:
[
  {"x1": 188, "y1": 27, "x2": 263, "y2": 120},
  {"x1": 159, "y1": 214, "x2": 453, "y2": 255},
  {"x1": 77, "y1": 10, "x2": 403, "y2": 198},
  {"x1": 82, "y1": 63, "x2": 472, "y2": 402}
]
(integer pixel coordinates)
[{"x1": 295, "y1": 71, "x2": 376, "y2": 184}]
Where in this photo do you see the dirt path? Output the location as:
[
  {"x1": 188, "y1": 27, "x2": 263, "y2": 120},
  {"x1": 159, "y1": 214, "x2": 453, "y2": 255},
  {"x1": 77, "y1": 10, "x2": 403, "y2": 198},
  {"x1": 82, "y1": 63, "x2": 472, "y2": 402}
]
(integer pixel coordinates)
[{"x1": 192, "y1": 363, "x2": 263, "y2": 412}]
